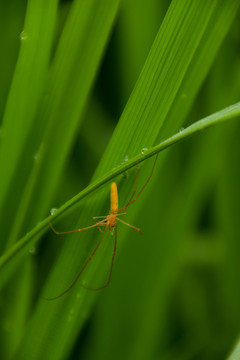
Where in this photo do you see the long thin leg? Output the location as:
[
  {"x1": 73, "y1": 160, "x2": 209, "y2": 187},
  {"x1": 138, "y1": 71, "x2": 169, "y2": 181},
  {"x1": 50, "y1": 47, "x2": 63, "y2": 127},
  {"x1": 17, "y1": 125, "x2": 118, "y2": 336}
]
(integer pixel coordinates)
[
  {"x1": 92, "y1": 215, "x2": 108, "y2": 219},
  {"x1": 83, "y1": 225, "x2": 117, "y2": 291},
  {"x1": 122, "y1": 164, "x2": 139, "y2": 209},
  {"x1": 43, "y1": 226, "x2": 108, "y2": 300},
  {"x1": 120, "y1": 153, "x2": 159, "y2": 211},
  {"x1": 48, "y1": 219, "x2": 105, "y2": 235},
  {"x1": 117, "y1": 217, "x2": 142, "y2": 233},
  {"x1": 114, "y1": 212, "x2": 127, "y2": 216}
]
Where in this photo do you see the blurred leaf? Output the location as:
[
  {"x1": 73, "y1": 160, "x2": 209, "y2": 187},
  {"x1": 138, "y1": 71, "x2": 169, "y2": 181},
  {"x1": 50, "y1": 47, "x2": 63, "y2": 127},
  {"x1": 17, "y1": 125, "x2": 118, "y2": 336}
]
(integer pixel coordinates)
[
  {"x1": 12, "y1": 0, "x2": 240, "y2": 358},
  {"x1": 0, "y1": 0, "x2": 239, "y2": 359}
]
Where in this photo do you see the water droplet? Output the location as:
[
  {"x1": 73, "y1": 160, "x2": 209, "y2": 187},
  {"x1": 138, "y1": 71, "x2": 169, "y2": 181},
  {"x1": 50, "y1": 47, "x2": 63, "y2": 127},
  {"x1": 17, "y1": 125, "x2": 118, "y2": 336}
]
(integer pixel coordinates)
[
  {"x1": 179, "y1": 127, "x2": 185, "y2": 133},
  {"x1": 141, "y1": 147, "x2": 148, "y2": 154},
  {"x1": 20, "y1": 30, "x2": 28, "y2": 42},
  {"x1": 50, "y1": 208, "x2": 58, "y2": 215},
  {"x1": 29, "y1": 246, "x2": 37, "y2": 255},
  {"x1": 120, "y1": 155, "x2": 129, "y2": 164}
]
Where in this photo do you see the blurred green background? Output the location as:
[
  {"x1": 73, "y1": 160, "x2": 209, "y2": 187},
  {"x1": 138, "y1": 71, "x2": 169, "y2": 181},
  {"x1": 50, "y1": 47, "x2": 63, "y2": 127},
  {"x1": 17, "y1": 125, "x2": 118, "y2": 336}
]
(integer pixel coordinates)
[{"x1": 0, "y1": 1, "x2": 240, "y2": 359}]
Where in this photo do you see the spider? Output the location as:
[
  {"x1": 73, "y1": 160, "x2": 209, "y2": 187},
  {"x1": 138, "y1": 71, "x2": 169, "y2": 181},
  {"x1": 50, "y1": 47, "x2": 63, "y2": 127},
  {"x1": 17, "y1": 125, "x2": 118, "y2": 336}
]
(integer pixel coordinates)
[{"x1": 46, "y1": 154, "x2": 158, "y2": 300}]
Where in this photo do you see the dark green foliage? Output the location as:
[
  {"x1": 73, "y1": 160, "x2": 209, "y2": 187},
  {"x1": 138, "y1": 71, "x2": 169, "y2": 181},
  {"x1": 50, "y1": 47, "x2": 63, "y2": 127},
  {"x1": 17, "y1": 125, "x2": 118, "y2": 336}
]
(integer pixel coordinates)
[{"x1": 0, "y1": 1, "x2": 240, "y2": 359}]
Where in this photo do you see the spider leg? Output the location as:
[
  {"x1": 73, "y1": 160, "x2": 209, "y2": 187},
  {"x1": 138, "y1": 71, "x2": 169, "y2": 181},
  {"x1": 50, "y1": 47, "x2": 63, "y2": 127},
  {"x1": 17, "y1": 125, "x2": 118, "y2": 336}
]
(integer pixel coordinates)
[
  {"x1": 96, "y1": 226, "x2": 104, "y2": 233},
  {"x1": 117, "y1": 217, "x2": 142, "y2": 233},
  {"x1": 115, "y1": 212, "x2": 127, "y2": 216},
  {"x1": 92, "y1": 215, "x2": 108, "y2": 219},
  {"x1": 83, "y1": 225, "x2": 117, "y2": 291},
  {"x1": 48, "y1": 219, "x2": 105, "y2": 235},
  {"x1": 118, "y1": 164, "x2": 139, "y2": 211},
  {"x1": 120, "y1": 153, "x2": 158, "y2": 211},
  {"x1": 43, "y1": 226, "x2": 108, "y2": 300}
]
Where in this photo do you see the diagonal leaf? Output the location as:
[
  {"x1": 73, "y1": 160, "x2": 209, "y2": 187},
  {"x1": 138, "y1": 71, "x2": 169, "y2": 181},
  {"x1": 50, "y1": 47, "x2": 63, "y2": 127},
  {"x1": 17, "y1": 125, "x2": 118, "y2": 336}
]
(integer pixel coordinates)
[{"x1": 7, "y1": 1, "x2": 239, "y2": 359}]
